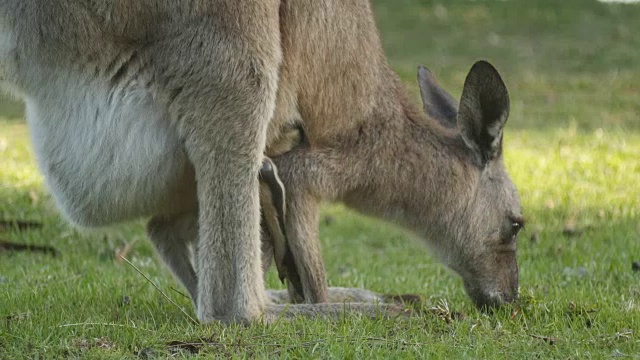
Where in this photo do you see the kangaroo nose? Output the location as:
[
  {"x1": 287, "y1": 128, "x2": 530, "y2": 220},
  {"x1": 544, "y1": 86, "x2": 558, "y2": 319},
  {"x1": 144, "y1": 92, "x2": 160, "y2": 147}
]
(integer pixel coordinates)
[
  {"x1": 501, "y1": 289, "x2": 519, "y2": 303},
  {"x1": 475, "y1": 294, "x2": 504, "y2": 310}
]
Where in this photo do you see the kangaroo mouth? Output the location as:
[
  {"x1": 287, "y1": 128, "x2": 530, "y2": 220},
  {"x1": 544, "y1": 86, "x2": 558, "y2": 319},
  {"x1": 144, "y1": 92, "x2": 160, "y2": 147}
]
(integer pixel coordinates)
[{"x1": 464, "y1": 282, "x2": 519, "y2": 311}]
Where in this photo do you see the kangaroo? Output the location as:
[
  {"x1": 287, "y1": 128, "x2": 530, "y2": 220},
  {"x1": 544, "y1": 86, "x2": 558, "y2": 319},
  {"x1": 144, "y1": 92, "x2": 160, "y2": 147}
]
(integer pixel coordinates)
[{"x1": 260, "y1": 1, "x2": 524, "y2": 309}]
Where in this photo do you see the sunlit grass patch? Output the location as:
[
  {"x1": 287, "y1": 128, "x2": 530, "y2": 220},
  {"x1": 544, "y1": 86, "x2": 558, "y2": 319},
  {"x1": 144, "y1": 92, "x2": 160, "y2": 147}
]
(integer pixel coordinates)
[
  {"x1": 506, "y1": 127, "x2": 640, "y2": 217},
  {"x1": 0, "y1": 121, "x2": 42, "y2": 190}
]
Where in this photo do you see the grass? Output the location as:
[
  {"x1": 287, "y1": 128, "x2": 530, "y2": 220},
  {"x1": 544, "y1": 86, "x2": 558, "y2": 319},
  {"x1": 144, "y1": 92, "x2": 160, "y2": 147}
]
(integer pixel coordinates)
[{"x1": 1, "y1": 0, "x2": 639, "y2": 358}]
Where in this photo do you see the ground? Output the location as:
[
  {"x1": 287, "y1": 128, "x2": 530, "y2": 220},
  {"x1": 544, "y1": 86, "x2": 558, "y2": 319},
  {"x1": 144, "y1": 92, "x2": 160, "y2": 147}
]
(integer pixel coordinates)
[{"x1": 1, "y1": 0, "x2": 639, "y2": 358}]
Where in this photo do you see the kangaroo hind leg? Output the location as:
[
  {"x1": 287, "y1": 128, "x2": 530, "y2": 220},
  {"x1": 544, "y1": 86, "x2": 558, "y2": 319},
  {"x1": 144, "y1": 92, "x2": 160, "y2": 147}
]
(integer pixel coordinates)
[{"x1": 147, "y1": 212, "x2": 198, "y2": 303}]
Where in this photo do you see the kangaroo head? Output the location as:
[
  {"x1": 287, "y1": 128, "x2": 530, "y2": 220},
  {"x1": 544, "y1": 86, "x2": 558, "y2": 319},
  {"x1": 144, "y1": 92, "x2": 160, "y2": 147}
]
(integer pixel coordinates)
[{"x1": 418, "y1": 61, "x2": 522, "y2": 309}]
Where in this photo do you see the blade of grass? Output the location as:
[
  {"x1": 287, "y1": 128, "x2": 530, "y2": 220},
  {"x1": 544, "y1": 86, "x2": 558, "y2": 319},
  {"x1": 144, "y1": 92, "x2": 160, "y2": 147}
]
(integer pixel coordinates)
[{"x1": 120, "y1": 255, "x2": 198, "y2": 325}]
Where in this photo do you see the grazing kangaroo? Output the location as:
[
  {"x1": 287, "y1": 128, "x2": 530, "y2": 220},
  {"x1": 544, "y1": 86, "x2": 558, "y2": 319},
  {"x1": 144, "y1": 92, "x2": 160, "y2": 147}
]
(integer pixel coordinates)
[
  {"x1": 260, "y1": 2, "x2": 524, "y2": 309},
  {"x1": 0, "y1": 0, "x2": 521, "y2": 323}
]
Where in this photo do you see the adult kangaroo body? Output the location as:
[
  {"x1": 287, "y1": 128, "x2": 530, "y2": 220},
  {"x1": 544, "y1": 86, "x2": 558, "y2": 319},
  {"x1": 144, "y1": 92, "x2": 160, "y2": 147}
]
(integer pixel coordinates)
[
  {"x1": 0, "y1": 1, "x2": 412, "y2": 324},
  {"x1": 266, "y1": 0, "x2": 524, "y2": 309}
]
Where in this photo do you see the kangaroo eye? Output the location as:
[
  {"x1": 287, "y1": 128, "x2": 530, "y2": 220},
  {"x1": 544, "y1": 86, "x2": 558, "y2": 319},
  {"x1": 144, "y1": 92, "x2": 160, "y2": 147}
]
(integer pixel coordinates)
[
  {"x1": 512, "y1": 222, "x2": 521, "y2": 234},
  {"x1": 502, "y1": 216, "x2": 525, "y2": 244},
  {"x1": 511, "y1": 218, "x2": 525, "y2": 238}
]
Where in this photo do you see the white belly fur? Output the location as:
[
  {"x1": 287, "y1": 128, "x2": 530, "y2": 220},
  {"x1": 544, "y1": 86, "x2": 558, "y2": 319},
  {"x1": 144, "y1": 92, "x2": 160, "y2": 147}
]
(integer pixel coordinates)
[{"x1": 26, "y1": 76, "x2": 196, "y2": 227}]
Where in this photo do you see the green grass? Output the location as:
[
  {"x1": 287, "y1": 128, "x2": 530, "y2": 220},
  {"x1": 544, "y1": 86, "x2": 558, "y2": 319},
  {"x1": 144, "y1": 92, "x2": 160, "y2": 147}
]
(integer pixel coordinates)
[{"x1": 1, "y1": 0, "x2": 639, "y2": 358}]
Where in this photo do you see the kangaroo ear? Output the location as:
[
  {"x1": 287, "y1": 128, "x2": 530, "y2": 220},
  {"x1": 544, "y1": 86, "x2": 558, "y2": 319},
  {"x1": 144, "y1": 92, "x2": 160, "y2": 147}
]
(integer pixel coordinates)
[
  {"x1": 417, "y1": 65, "x2": 458, "y2": 128},
  {"x1": 457, "y1": 60, "x2": 510, "y2": 166}
]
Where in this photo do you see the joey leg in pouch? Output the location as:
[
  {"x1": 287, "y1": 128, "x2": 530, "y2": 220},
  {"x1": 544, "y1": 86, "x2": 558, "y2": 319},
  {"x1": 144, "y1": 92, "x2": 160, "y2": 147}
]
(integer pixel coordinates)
[{"x1": 259, "y1": 157, "x2": 304, "y2": 297}]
